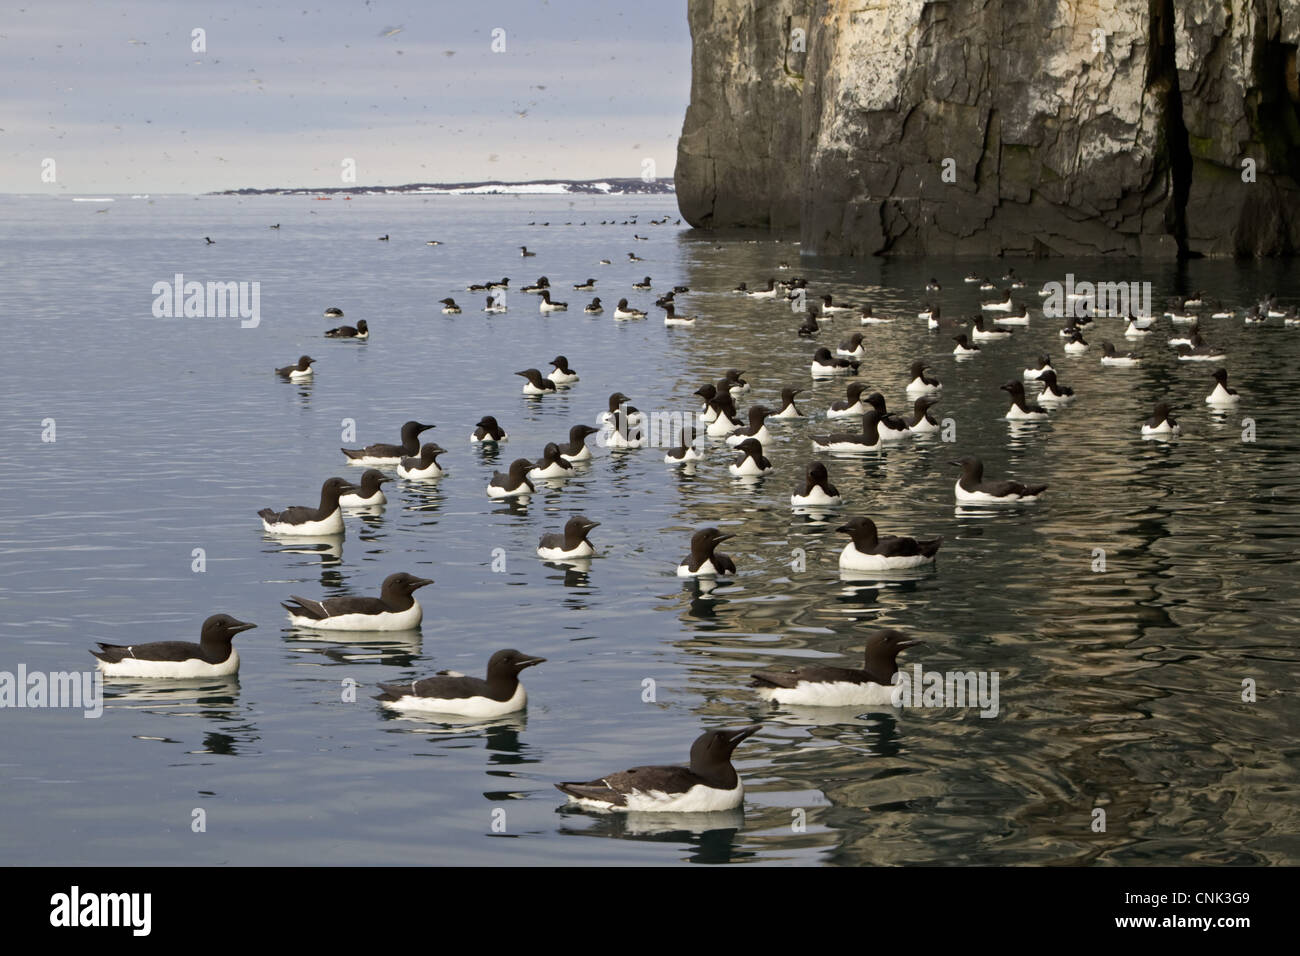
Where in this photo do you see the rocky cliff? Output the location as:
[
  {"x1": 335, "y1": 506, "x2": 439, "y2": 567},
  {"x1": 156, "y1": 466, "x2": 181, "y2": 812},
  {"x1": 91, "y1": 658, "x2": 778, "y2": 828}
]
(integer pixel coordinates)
[{"x1": 676, "y1": 0, "x2": 1300, "y2": 256}]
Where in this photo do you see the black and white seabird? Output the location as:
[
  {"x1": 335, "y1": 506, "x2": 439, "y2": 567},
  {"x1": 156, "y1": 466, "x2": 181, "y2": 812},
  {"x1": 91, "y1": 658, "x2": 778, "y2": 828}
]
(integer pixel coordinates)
[
  {"x1": 907, "y1": 396, "x2": 941, "y2": 434},
  {"x1": 1100, "y1": 341, "x2": 1142, "y2": 367},
  {"x1": 487, "y1": 459, "x2": 536, "y2": 498},
  {"x1": 276, "y1": 355, "x2": 315, "y2": 380},
  {"x1": 773, "y1": 386, "x2": 805, "y2": 419},
  {"x1": 726, "y1": 405, "x2": 772, "y2": 447},
  {"x1": 1001, "y1": 380, "x2": 1049, "y2": 421},
  {"x1": 863, "y1": 393, "x2": 912, "y2": 439},
  {"x1": 951, "y1": 456, "x2": 1047, "y2": 503},
  {"x1": 584, "y1": 297, "x2": 604, "y2": 314},
  {"x1": 836, "y1": 516, "x2": 941, "y2": 571},
  {"x1": 539, "y1": 290, "x2": 568, "y2": 313},
  {"x1": 790, "y1": 461, "x2": 842, "y2": 507},
  {"x1": 1141, "y1": 402, "x2": 1181, "y2": 437},
  {"x1": 258, "y1": 477, "x2": 354, "y2": 535},
  {"x1": 397, "y1": 442, "x2": 446, "y2": 479},
  {"x1": 548, "y1": 355, "x2": 579, "y2": 385},
  {"x1": 323, "y1": 307, "x2": 344, "y2": 318},
  {"x1": 811, "y1": 347, "x2": 859, "y2": 376},
  {"x1": 905, "y1": 361, "x2": 942, "y2": 395},
  {"x1": 751, "y1": 630, "x2": 919, "y2": 706},
  {"x1": 728, "y1": 437, "x2": 773, "y2": 477},
  {"x1": 613, "y1": 298, "x2": 646, "y2": 319},
  {"x1": 339, "y1": 469, "x2": 389, "y2": 507},
  {"x1": 837, "y1": 331, "x2": 866, "y2": 359},
  {"x1": 439, "y1": 298, "x2": 462, "y2": 314},
  {"x1": 556, "y1": 725, "x2": 762, "y2": 812},
  {"x1": 377, "y1": 649, "x2": 545, "y2": 718},
  {"x1": 91, "y1": 614, "x2": 255, "y2": 678},
  {"x1": 677, "y1": 528, "x2": 737, "y2": 577},
  {"x1": 1206, "y1": 368, "x2": 1240, "y2": 405},
  {"x1": 343, "y1": 420, "x2": 435, "y2": 464},
  {"x1": 283, "y1": 572, "x2": 432, "y2": 631},
  {"x1": 1036, "y1": 369, "x2": 1074, "y2": 405},
  {"x1": 811, "y1": 409, "x2": 882, "y2": 453},
  {"x1": 516, "y1": 368, "x2": 558, "y2": 395},
  {"x1": 827, "y1": 382, "x2": 869, "y2": 419},
  {"x1": 529, "y1": 442, "x2": 575, "y2": 479},
  {"x1": 537, "y1": 515, "x2": 599, "y2": 559},
  {"x1": 471, "y1": 416, "x2": 509, "y2": 443},
  {"x1": 325, "y1": 318, "x2": 369, "y2": 339},
  {"x1": 559, "y1": 423, "x2": 600, "y2": 462},
  {"x1": 665, "y1": 424, "x2": 702, "y2": 464}
]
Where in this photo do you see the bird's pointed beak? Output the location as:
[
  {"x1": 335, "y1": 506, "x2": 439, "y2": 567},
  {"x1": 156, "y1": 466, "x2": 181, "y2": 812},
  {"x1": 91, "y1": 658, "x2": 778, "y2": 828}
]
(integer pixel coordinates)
[
  {"x1": 948, "y1": 459, "x2": 963, "y2": 467},
  {"x1": 518, "y1": 657, "x2": 546, "y2": 669},
  {"x1": 725, "y1": 725, "x2": 762, "y2": 747},
  {"x1": 713, "y1": 533, "x2": 735, "y2": 543},
  {"x1": 228, "y1": 620, "x2": 258, "y2": 634},
  {"x1": 409, "y1": 577, "x2": 434, "y2": 590},
  {"x1": 897, "y1": 639, "x2": 923, "y2": 650}
]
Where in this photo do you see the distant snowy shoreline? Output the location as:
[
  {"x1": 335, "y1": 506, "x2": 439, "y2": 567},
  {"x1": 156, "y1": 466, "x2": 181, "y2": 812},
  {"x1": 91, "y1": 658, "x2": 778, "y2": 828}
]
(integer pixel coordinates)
[{"x1": 210, "y1": 178, "x2": 675, "y2": 197}]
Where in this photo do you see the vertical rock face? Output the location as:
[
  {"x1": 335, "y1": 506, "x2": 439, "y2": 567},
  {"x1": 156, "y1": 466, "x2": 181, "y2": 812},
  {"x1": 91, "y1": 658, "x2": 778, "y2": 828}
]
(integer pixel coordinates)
[
  {"x1": 675, "y1": 0, "x2": 1300, "y2": 256},
  {"x1": 675, "y1": 0, "x2": 810, "y2": 231}
]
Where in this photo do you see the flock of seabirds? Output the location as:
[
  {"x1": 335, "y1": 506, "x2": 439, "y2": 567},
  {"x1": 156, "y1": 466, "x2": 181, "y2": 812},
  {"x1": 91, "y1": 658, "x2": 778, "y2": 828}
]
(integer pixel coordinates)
[{"x1": 88, "y1": 228, "x2": 1264, "y2": 814}]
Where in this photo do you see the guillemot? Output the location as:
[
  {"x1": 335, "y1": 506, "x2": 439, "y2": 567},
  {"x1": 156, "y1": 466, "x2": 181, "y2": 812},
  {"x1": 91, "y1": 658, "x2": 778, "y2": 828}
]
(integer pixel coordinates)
[
  {"x1": 751, "y1": 630, "x2": 919, "y2": 707},
  {"x1": 559, "y1": 423, "x2": 600, "y2": 462},
  {"x1": 276, "y1": 355, "x2": 315, "y2": 380},
  {"x1": 556, "y1": 724, "x2": 762, "y2": 813},
  {"x1": 951, "y1": 456, "x2": 1046, "y2": 503},
  {"x1": 258, "y1": 477, "x2": 354, "y2": 535},
  {"x1": 1205, "y1": 368, "x2": 1240, "y2": 405},
  {"x1": 487, "y1": 459, "x2": 536, "y2": 498},
  {"x1": 548, "y1": 355, "x2": 579, "y2": 385},
  {"x1": 91, "y1": 614, "x2": 255, "y2": 679},
  {"x1": 397, "y1": 443, "x2": 447, "y2": 479},
  {"x1": 826, "y1": 382, "x2": 869, "y2": 419},
  {"x1": 325, "y1": 319, "x2": 368, "y2": 339},
  {"x1": 537, "y1": 515, "x2": 600, "y2": 559},
  {"x1": 1001, "y1": 381, "x2": 1050, "y2": 421},
  {"x1": 343, "y1": 420, "x2": 435, "y2": 464},
  {"x1": 726, "y1": 405, "x2": 773, "y2": 447},
  {"x1": 773, "y1": 386, "x2": 805, "y2": 419},
  {"x1": 790, "y1": 461, "x2": 842, "y2": 507},
  {"x1": 528, "y1": 442, "x2": 575, "y2": 480},
  {"x1": 516, "y1": 368, "x2": 558, "y2": 395},
  {"x1": 811, "y1": 409, "x2": 882, "y2": 453},
  {"x1": 339, "y1": 469, "x2": 389, "y2": 506},
  {"x1": 283, "y1": 572, "x2": 431, "y2": 631},
  {"x1": 1140, "y1": 402, "x2": 1181, "y2": 437},
  {"x1": 471, "y1": 416, "x2": 509, "y2": 443},
  {"x1": 377, "y1": 650, "x2": 545, "y2": 718},
  {"x1": 728, "y1": 438, "x2": 773, "y2": 477},
  {"x1": 836, "y1": 516, "x2": 941, "y2": 571},
  {"x1": 676, "y1": 528, "x2": 737, "y2": 577},
  {"x1": 905, "y1": 361, "x2": 941, "y2": 395}
]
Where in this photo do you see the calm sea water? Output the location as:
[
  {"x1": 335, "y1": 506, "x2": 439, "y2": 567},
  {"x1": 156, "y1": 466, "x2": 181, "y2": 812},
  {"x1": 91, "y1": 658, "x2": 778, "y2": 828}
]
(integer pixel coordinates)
[{"x1": 1, "y1": 193, "x2": 1297, "y2": 866}]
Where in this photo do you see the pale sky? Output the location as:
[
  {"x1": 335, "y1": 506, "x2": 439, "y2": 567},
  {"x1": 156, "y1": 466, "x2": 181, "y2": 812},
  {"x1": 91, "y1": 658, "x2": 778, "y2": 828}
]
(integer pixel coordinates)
[{"x1": 2, "y1": 0, "x2": 692, "y2": 194}]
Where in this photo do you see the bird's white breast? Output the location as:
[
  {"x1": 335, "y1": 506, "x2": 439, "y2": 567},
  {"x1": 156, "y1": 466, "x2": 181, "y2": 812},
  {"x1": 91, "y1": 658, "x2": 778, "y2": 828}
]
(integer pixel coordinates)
[
  {"x1": 384, "y1": 682, "x2": 526, "y2": 718},
  {"x1": 98, "y1": 649, "x2": 240, "y2": 679},
  {"x1": 262, "y1": 509, "x2": 344, "y2": 535},
  {"x1": 290, "y1": 602, "x2": 422, "y2": 631}
]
